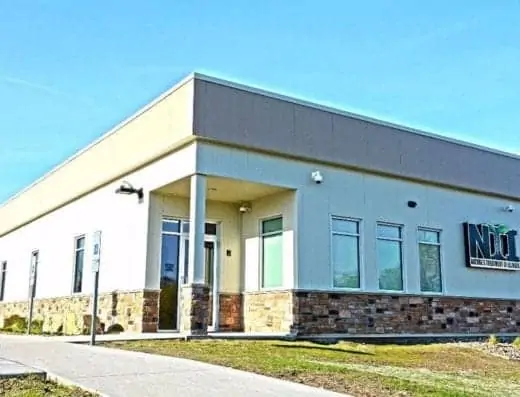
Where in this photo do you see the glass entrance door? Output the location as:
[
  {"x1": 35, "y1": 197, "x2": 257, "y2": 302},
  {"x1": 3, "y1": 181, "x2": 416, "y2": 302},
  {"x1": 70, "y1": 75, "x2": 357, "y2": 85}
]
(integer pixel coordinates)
[
  {"x1": 204, "y1": 240, "x2": 217, "y2": 329},
  {"x1": 158, "y1": 218, "x2": 219, "y2": 331},
  {"x1": 179, "y1": 237, "x2": 218, "y2": 330},
  {"x1": 159, "y1": 220, "x2": 181, "y2": 330}
]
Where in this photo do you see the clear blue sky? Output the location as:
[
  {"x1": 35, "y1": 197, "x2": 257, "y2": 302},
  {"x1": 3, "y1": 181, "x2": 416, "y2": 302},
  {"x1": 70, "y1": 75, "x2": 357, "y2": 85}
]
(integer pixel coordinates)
[{"x1": 1, "y1": 0, "x2": 519, "y2": 203}]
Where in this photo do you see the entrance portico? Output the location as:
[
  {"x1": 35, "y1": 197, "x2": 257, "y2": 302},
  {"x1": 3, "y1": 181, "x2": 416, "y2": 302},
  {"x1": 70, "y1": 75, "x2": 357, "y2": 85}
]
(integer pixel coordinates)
[{"x1": 147, "y1": 173, "x2": 295, "y2": 335}]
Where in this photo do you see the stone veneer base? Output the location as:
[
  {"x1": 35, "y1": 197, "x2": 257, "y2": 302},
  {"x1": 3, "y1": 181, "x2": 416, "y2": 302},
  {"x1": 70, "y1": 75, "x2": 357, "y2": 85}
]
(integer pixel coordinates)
[
  {"x1": 242, "y1": 290, "x2": 520, "y2": 336},
  {"x1": 180, "y1": 284, "x2": 210, "y2": 335},
  {"x1": 294, "y1": 291, "x2": 520, "y2": 335},
  {"x1": 0, "y1": 289, "x2": 159, "y2": 335},
  {"x1": 243, "y1": 291, "x2": 294, "y2": 333},
  {"x1": 218, "y1": 293, "x2": 243, "y2": 331},
  {"x1": 5, "y1": 289, "x2": 516, "y2": 337}
]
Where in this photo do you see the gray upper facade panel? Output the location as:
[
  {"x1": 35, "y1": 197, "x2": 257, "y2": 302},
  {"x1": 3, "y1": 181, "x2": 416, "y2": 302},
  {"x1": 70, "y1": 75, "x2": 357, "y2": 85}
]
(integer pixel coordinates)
[{"x1": 193, "y1": 76, "x2": 520, "y2": 200}]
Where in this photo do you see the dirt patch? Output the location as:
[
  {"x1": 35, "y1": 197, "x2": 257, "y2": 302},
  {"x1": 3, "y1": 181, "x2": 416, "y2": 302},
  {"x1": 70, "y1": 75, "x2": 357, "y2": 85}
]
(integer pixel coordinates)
[
  {"x1": 479, "y1": 343, "x2": 520, "y2": 360},
  {"x1": 450, "y1": 342, "x2": 520, "y2": 361}
]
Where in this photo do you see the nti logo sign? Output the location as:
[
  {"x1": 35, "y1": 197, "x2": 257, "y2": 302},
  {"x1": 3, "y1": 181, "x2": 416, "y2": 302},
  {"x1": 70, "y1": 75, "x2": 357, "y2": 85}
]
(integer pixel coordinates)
[{"x1": 463, "y1": 222, "x2": 520, "y2": 271}]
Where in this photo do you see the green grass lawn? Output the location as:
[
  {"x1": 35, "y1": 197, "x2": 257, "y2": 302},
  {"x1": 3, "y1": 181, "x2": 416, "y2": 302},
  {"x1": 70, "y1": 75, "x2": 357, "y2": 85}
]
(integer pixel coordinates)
[
  {"x1": 0, "y1": 376, "x2": 97, "y2": 397},
  {"x1": 106, "y1": 339, "x2": 520, "y2": 397}
]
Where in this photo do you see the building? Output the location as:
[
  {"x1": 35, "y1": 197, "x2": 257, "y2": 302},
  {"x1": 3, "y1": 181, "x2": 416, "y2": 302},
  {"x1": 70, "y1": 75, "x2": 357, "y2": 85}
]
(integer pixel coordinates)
[{"x1": 0, "y1": 72, "x2": 519, "y2": 337}]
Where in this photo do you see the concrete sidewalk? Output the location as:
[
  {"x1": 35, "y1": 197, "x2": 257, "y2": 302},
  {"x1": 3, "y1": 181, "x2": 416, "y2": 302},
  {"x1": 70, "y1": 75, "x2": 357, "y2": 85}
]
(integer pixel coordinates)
[
  {"x1": 4, "y1": 331, "x2": 292, "y2": 344},
  {"x1": 0, "y1": 335, "x2": 349, "y2": 397},
  {"x1": 0, "y1": 357, "x2": 46, "y2": 379}
]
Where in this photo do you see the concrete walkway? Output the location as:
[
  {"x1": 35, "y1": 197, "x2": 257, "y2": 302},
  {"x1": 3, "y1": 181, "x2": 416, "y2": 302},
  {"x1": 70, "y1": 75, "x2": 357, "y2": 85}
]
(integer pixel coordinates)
[
  {"x1": 0, "y1": 335, "x2": 349, "y2": 397},
  {"x1": 16, "y1": 331, "x2": 292, "y2": 344},
  {"x1": 0, "y1": 357, "x2": 45, "y2": 379}
]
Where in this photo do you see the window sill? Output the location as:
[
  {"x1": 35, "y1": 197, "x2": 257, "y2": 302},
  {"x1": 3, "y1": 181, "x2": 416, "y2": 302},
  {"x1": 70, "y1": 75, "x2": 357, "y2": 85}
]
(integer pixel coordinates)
[
  {"x1": 374, "y1": 289, "x2": 411, "y2": 296},
  {"x1": 373, "y1": 290, "x2": 446, "y2": 297},
  {"x1": 258, "y1": 286, "x2": 290, "y2": 292},
  {"x1": 331, "y1": 287, "x2": 364, "y2": 292},
  {"x1": 418, "y1": 291, "x2": 444, "y2": 296}
]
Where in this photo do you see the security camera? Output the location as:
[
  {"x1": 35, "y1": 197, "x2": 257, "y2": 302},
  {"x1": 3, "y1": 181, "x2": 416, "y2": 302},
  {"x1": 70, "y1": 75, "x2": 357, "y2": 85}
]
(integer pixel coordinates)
[
  {"x1": 239, "y1": 203, "x2": 252, "y2": 213},
  {"x1": 505, "y1": 205, "x2": 515, "y2": 212},
  {"x1": 311, "y1": 170, "x2": 323, "y2": 184}
]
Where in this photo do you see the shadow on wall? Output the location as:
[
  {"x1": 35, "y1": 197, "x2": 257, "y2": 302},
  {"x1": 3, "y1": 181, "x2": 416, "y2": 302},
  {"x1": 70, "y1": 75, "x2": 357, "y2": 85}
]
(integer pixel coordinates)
[
  {"x1": 111, "y1": 291, "x2": 118, "y2": 317},
  {"x1": 159, "y1": 283, "x2": 178, "y2": 330},
  {"x1": 106, "y1": 323, "x2": 125, "y2": 334},
  {"x1": 81, "y1": 314, "x2": 106, "y2": 335}
]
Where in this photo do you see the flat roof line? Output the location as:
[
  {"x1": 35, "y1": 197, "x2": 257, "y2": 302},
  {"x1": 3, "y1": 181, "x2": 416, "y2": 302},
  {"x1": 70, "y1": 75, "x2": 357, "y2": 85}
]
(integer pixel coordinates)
[
  {"x1": 3, "y1": 70, "x2": 519, "y2": 209},
  {"x1": 192, "y1": 72, "x2": 520, "y2": 162}
]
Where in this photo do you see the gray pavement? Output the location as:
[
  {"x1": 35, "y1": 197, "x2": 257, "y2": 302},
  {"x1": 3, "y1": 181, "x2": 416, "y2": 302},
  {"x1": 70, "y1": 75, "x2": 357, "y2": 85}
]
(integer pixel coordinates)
[
  {"x1": 0, "y1": 334, "x2": 350, "y2": 397},
  {"x1": 13, "y1": 331, "x2": 290, "y2": 344},
  {"x1": 0, "y1": 357, "x2": 45, "y2": 379}
]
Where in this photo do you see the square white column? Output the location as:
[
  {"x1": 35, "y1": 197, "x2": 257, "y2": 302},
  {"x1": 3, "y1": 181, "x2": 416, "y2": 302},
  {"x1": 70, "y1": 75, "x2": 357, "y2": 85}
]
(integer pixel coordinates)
[{"x1": 187, "y1": 174, "x2": 206, "y2": 285}]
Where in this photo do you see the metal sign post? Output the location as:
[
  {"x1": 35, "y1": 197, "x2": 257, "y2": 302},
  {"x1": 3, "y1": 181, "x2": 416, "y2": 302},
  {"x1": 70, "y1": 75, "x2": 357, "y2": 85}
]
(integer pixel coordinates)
[
  {"x1": 27, "y1": 251, "x2": 38, "y2": 335},
  {"x1": 90, "y1": 231, "x2": 102, "y2": 346}
]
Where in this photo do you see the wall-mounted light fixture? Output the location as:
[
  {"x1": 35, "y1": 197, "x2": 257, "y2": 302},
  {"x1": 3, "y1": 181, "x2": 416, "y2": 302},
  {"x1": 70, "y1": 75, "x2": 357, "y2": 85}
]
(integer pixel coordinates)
[
  {"x1": 115, "y1": 181, "x2": 144, "y2": 202},
  {"x1": 407, "y1": 200, "x2": 418, "y2": 208}
]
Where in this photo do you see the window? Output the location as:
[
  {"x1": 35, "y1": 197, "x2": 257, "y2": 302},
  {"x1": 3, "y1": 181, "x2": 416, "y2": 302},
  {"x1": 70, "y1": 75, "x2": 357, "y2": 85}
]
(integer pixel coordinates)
[
  {"x1": 331, "y1": 217, "x2": 360, "y2": 288},
  {"x1": 179, "y1": 220, "x2": 218, "y2": 236},
  {"x1": 418, "y1": 228, "x2": 442, "y2": 293},
  {"x1": 160, "y1": 218, "x2": 182, "y2": 330},
  {"x1": 161, "y1": 218, "x2": 181, "y2": 284},
  {"x1": 376, "y1": 223, "x2": 403, "y2": 291},
  {"x1": 73, "y1": 236, "x2": 86, "y2": 293},
  {"x1": 162, "y1": 218, "x2": 218, "y2": 285},
  {"x1": 261, "y1": 217, "x2": 283, "y2": 288},
  {"x1": 162, "y1": 219, "x2": 180, "y2": 233},
  {"x1": 0, "y1": 261, "x2": 6, "y2": 301}
]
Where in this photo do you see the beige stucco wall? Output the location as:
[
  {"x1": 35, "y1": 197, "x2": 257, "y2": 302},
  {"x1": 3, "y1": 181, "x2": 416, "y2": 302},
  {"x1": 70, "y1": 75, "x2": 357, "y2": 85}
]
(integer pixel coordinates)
[
  {"x1": 145, "y1": 194, "x2": 242, "y2": 293},
  {"x1": 198, "y1": 142, "x2": 520, "y2": 300},
  {"x1": 0, "y1": 78, "x2": 195, "y2": 237},
  {"x1": 0, "y1": 145, "x2": 198, "y2": 302}
]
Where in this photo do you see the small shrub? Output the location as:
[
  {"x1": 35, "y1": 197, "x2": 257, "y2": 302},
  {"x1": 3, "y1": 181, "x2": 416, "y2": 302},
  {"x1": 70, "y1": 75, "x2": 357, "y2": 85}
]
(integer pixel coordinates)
[
  {"x1": 3, "y1": 315, "x2": 26, "y2": 332},
  {"x1": 30, "y1": 319, "x2": 44, "y2": 334},
  {"x1": 106, "y1": 323, "x2": 125, "y2": 334},
  {"x1": 1, "y1": 315, "x2": 44, "y2": 334},
  {"x1": 488, "y1": 334, "x2": 499, "y2": 345},
  {"x1": 513, "y1": 336, "x2": 520, "y2": 349}
]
